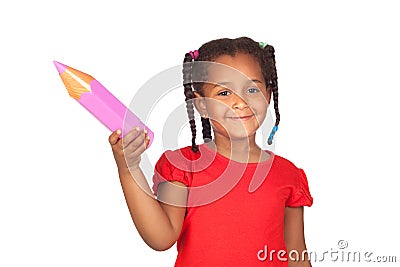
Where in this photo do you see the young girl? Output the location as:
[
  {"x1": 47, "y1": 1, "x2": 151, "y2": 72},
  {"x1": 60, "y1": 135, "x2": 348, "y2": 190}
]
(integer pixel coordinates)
[{"x1": 109, "y1": 37, "x2": 313, "y2": 266}]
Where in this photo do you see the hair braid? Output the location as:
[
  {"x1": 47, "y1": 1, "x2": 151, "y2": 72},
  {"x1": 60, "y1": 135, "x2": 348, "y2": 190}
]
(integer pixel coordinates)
[
  {"x1": 263, "y1": 45, "x2": 280, "y2": 144},
  {"x1": 192, "y1": 64, "x2": 213, "y2": 143},
  {"x1": 201, "y1": 117, "x2": 212, "y2": 143},
  {"x1": 183, "y1": 53, "x2": 199, "y2": 153},
  {"x1": 272, "y1": 87, "x2": 280, "y2": 125}
]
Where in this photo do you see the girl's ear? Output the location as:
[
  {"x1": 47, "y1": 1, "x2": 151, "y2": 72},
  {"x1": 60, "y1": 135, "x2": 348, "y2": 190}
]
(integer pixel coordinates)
[{"x1": 193, "y1": 91, "x2": 208, "y2": 116}]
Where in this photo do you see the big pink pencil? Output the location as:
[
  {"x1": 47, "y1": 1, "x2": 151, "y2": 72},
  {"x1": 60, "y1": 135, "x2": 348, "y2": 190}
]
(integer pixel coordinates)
[{"x1": 54, "y1": 61, "x2": 154, "y2": 147}]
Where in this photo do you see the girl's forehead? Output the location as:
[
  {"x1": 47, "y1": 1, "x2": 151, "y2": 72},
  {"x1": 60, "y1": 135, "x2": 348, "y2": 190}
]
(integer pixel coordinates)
[
  {"x1": 213, "y1": 53, "x2": 260, "y2": 68},
  {"x1": 206, "y1": 53, "x2": 264, "y2": 84}
]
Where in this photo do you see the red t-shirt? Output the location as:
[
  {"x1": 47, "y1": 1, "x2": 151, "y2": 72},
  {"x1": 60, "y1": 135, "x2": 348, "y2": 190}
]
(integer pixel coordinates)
[{"x1": 152, "y1": 143, "x2": 313, "y2": 266}]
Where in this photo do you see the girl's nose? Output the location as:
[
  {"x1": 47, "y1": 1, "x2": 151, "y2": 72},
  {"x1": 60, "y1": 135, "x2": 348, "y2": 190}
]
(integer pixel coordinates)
[{"x1": 232, "y1": 93, "x2": 248, "y2": 110}]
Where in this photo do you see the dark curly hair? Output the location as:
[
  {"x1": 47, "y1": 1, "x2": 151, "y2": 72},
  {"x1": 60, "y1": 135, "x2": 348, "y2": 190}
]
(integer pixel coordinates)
[{"x1": 183, "y1": 37, "x2": 280, "y2": 153}]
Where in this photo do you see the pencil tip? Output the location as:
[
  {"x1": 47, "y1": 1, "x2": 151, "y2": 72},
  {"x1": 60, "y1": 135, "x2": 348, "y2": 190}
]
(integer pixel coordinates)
[{"x1": 53, "y1": 60, "x2": 67, "y2": 74}]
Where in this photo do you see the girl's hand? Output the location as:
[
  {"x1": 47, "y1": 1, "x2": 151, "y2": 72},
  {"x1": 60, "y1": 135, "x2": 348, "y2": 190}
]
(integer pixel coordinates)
[{"x1": 109, "y1": 127, "x2": 150, "y2": 173}]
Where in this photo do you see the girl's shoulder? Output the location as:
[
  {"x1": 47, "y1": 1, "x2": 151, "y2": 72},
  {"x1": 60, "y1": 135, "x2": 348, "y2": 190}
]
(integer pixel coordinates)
[
  {"x1": 156, "y1": 145, "x2": 202, "y2": 171},
  {"x1": 271, "y1": 153, "x2": 304, "y2": 174},
  {"x1": 163, "y1": 145, "x2": 201, "y2": 160}
]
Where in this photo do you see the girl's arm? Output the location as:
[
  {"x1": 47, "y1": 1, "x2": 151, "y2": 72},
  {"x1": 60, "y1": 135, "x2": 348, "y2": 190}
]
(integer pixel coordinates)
[
  {"x1": 109, "y1": 128, "x2": 187, "y2": 251},
  {"x1": 284, "y1": 207, "x2": 312, "y2": 267}
]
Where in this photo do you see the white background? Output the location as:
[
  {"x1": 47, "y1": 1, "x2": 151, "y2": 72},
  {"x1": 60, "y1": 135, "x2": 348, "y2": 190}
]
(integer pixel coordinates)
[{"x1": 1, "y1": 0, "x2": 399, "y2": 266}]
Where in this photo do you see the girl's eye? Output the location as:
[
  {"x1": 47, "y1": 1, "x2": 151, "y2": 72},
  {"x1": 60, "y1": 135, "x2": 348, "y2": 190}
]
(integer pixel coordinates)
[
  {"x1": 247, "y1": 87, "x2": 260, "y2": 93},
  {"x1": 218, "y1": 91, "x2": 231, "y2": 96}
]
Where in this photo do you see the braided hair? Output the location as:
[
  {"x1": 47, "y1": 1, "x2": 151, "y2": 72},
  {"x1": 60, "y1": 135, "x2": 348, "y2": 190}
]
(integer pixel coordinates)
[{"x1": 183, "y1": 37, "x2": 280, "y2": 153}]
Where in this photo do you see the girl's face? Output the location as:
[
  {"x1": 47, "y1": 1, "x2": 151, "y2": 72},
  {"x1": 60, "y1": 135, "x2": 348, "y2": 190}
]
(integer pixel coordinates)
[{"x1": 195, "y1": 53, "x2": 271, "y2": 141}]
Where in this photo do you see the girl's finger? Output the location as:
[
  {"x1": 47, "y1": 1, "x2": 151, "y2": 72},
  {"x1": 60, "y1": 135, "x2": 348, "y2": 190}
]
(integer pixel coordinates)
[
  {"x1": 122, "y1": 126, "x2": 141, "y2": 148},
  {"x1": 144, "y1": 131, "x2": 150, "y2": 149},
  {"x1": 124, "y1": 130, "x2": 147, "y2": 153},
  {"x1": 109, "y1": 129, "x2": 122, "y2": 145}
]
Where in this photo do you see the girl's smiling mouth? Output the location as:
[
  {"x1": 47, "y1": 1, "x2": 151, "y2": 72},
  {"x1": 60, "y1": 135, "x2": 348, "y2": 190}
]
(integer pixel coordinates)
[{"x1": 228, "y1": 114, "x2": 254, "y2": 121}]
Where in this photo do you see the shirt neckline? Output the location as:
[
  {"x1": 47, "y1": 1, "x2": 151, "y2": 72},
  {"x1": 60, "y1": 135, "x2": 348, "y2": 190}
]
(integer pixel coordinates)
[{"x1": 198, "y1": 142, "x2": 275, "y2": 168}]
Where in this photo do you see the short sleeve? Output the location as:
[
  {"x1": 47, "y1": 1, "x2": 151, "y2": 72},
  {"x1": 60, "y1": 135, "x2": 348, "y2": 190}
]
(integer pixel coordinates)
[
  {"x1": 285, "y1": 168, "x2": 313, "y2": 207},
  {"x1": 151, "y1": 151, "x2": 190, "y2": 196}
]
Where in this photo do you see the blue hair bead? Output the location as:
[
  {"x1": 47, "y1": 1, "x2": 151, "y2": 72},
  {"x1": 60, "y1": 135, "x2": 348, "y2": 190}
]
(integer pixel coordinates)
[{"x1": 267, "y1": 125, "x2": 279, "y2": 145}]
